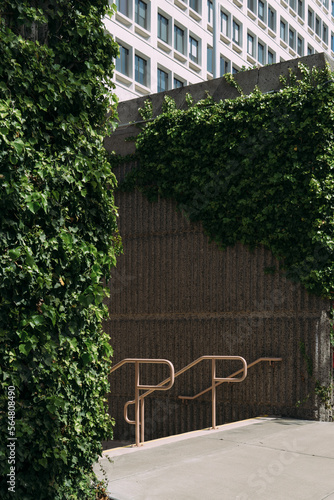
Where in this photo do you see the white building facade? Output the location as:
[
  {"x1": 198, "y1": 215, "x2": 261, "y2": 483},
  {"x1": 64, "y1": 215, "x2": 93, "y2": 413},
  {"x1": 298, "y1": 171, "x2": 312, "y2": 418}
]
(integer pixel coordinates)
[{"x1": 104, "y1": 0, "x2": 334, "y2": 101}]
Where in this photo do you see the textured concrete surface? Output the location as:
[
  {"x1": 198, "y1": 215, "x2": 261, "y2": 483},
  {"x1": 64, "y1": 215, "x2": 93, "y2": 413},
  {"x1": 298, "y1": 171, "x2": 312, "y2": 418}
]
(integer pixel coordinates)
[{"x1": 94, "y1": 417, "x2": 334, "y2": 500}]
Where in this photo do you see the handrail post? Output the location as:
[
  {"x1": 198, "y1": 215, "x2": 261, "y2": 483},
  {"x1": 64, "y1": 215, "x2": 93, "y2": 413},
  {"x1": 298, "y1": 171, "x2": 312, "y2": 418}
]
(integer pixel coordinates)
[
  {"x1": 135, "y1": 361, "x2": 140, "y2": 447},
  {"x1": 114, "y1": 358, "x2": 174, "y2": 446},
  {"x1": 140, "y1": 398, "x2": 145, "y2": 444},
  {"x1": 212, "y1": 358, "x2": 216, "y2": 429}
]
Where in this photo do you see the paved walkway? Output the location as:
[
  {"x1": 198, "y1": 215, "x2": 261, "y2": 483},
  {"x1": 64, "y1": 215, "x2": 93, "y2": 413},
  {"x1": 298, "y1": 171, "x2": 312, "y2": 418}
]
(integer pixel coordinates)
[{"x1": 94, "y1": 417, "x2": 334, "y2": 500}]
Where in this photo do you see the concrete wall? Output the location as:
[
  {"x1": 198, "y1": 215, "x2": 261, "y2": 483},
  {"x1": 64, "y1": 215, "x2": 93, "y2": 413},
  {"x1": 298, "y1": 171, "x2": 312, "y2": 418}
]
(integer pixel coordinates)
[{"x1": 104, "y1": 54, "x2": 334, "y2": 442}]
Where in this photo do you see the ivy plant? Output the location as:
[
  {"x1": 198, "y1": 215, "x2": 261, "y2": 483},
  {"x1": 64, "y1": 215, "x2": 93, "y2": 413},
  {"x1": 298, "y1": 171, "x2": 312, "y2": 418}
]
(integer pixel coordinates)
[
  {"x1": 0, "y1": 1, "x2": 121, "y2": 499},
  {"x1": 121, "y1": 64, "x2": 334, "y2": 300}
]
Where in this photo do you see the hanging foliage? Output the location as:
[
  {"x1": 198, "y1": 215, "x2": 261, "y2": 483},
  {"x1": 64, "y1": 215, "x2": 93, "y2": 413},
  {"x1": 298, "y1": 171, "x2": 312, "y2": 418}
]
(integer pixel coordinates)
[
  {"x1": 0, "y1": 1, "x2": 121, "y2": 499},
  {"x1": 121, "y1": 64, "x2": 334, "y2": 299}
]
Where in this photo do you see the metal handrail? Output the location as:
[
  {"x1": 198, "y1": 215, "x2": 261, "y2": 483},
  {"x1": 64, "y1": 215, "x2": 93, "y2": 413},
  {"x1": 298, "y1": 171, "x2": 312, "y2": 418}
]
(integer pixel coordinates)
[
  {"x1": 178, "y1": 357, "x2": 283, "y2": 402},
  {"x1": 110, "y1": 358, "x2": 174, "y2": 446},
  {"x1": 178, "y1": 357, "x2": 283, "y2": 428},
  {"x1": 111, "y1": 356, "x2": 282, "y2": 446},
  {"x1": 122, "y1": 356, "x2": 248, "y2": 439},
  {"x1": 174, "y1": 355, "x2": 248, "y2": 429}
]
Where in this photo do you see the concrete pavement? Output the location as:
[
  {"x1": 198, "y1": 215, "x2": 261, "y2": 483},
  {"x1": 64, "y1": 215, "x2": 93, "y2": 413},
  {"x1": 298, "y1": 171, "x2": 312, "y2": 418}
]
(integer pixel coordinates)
[{"x1": 94, "y1": 417, "x2": 334, "y2": 500}]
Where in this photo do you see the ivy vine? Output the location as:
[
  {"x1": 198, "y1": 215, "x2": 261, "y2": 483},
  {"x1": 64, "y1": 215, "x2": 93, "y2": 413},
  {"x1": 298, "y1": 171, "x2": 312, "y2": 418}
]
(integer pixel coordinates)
[
  {"x1": 120, "y1": 64, "x2": 334, "y2": 300},
  {"x1": 0, "y1": 1, "x2": 120, "y2": 499}
]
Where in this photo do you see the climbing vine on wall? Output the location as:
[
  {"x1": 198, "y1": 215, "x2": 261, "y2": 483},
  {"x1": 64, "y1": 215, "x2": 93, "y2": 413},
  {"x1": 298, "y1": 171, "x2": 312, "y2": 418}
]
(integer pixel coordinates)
[
  {"x1": 120, "y1": 64, "x2": 334, "y2": 300},
  {"x1": 0, "y1": 1, "x2": 120, "y2": 499}
]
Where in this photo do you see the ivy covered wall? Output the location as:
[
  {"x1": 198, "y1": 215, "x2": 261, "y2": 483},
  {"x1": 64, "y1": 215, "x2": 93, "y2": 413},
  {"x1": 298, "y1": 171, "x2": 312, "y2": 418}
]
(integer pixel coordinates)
[
  {"x1": 121, "y1": 64, "x2": 334, "y2": 301},
  {"x1": 0, "y1": 1, "x2": 121, "y2": 498}
]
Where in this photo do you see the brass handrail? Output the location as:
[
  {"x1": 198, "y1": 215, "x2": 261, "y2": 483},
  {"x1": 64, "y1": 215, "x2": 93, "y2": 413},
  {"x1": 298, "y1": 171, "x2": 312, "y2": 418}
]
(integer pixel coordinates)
[
  {"x1": 111, "y1": 356, "x2": 282, "y2": 446},
  {"x1": 122, "y1": 356, "x2": 248, "y2": 439},
  {"x1": 110, "y1": 358, "x2": 174, "y2": 446},
  {"x1": 178, "y1": 357, "x2": 283, "y2": 428},
  {"x1": 178, "y1": 357, "x2": 282, "y2": 402}
]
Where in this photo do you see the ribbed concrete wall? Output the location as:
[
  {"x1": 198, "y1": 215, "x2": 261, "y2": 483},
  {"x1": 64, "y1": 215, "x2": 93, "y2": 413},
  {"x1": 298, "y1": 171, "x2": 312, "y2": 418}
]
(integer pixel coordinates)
[
  {"x1": 104, "y1": 169, "x2": 332, "y2": 441},
  {"x1": 104, "y1": 55, "x2": 334, "y2": 442}
]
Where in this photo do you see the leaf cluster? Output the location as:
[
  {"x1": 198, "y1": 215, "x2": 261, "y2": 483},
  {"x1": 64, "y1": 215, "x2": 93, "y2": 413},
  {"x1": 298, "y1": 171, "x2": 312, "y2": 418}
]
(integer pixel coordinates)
[
  {"x1": 0, "y1": 2, "x2": 120, "y2": 499},
  {"x1": 121, "y1": 64, "x2": 334, "y2": 299}
]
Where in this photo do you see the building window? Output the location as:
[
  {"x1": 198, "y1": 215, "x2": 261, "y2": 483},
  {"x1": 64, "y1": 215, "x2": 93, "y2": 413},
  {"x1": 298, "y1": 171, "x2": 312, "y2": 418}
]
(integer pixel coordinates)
[
  {"x1": 174, "y1": 25, "x2": 185, "y2": 54},
  {"x1": 307, "y1": 44, "x2": 314, "y2": 55},
  {"x1": 207, "y1": 0, "x2": 213, "y2": 24},
  {"x1": 248, "y1": 0, "x2": 256, "y2": 13},
  {"x1": 280, "y1": 20, "x2": 287, "y2": 41},
  {"x1": 220, "y1": 55, "x2": 230, "y2": 75},
  {"x1": 308, "y1": 9, "x2": 314, "y2": 30},
  {"x1": 289, "y1": 28, "x2": 295, "y2": 50},
  {"x1": 221, "y1": 11, "x2": 229, "y2": 37},
  {"x1": 315, "y1": 16, "x2": 321, "y2": 37},
  {"x1": 174, "y1": 77, "x2": 184, "y2": 88},
  {"x1": 190, "y1": 0, "x2": 200, "y2": 12},
  {"x1": 258, "y1": 1, "x2": 265, "y2": 21},
  {"x1": 157, "y1": 68, "x2": 168, "y2": 92},
  {"x1": 323, "y1": 23, "x2": 328, "y2": 45},
  {"x1": 297, "y1": 0, "x2": 304, "y2": 18},
  {"x1": 297, "y1": 36, "x2": 303, "y2": 56},
  {"x1": 332, "y1": 1, "x2": 334, "y2": 16},
  {"x1": 289, "y1": 0, "x2": 296, "y2": 11},
  {"x1": 232, "y1": 20, "x2": 241, "y2": 45},
  {"x1": 258, "y1": 41, "x2": 265, "y2": 64},
  {"x1": 268, "y1": 49, "x2": 275, "y2": 64},
  {"x1": 247, "y1": 33, "x2": 255, "y2": 56},
  {"x1": 207, "y1": 45, "x2": 213, "y2": 73},
  {"x1": 135, "y1": 0, "x2": 147, "y2": 29},
  {"x1": 158, "y1": 14, "x2": 169, "y2": 43},
  {"x1": 232, "y1": 66, "x2": 239, "y2": 74},
  {"x1": 116, "y1": 44, "x2": 130, "y2": 76},
  {"x1": 135, "y1": 54, "x2": 147, "y2": 86},
  {"x1": 116, "y1": 0, "x2": 129, "y2": 16},
  {"x1": 189, "y1": 36, "x2": 199, "y2": 63},
  {"x1": 323, "y1": 0, "x2": 329, "y2": 8},
  {"x1": 268, "y1": 6, "x2": 276, "y2": 31}
]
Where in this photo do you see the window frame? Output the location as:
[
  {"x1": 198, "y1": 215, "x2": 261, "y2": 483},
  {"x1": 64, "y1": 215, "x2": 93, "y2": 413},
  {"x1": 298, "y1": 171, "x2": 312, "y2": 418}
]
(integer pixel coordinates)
[
  {"x1": 174, "y1": 77, "x2": 184, "y2": 89},
  {"x1": 289, "y1": 27, "x2": 296, "y2": 50},
  {"x1": 232, "y1": 19, "x2": 241, "y2": 46},
  {"x1": 174, "y1": 24, "x2": 185, "y2": 54},
  {"x1": 189, "y1": 35, "x2": 199, "y2": 64},
  {"x1": 258, "y1": 40, "x2": 265, "y2": 65},
  {"x1": 280, "y1": 19, "x2": 287, "y2": 42},
  {"x1": 135, "y1": 0, "x2": 148, "y2": 29},
  {"x1": 207, "y1": 45, "x2": 213, "y2": 73},
  {"x1": 315, "y1": 16, "x2": 321, "y2": 37},
  {"x1": 135, "y1": 53, "x2": 148, "y2": 87},
  {"x1": 268, "y1": 6, "x2": 276, "y2": 31},
  {"x1": 323, "y1": 23, "x2": 328, "y2": 45},
  {"x1": 207, "y1": 0, "x2": 213, "y2": 24},
  {"x1": 258, "y1": 0, "x2": 265, "y2": 22},
  {"x1": 116, "y1": 43, "x2": 130, "y2": 76},
  {"x1": 220, "y1": 55, "x2": 230, "y2": 76},
  {"x1": 308, "y1": 9, "x2": 314, "y2": 30},
  {"x1": 220, "y1": 10, "x2": 229, "y2": 37},
  {"x1": 248, "y1": 0, "x2": 256, "y2": 13},
  {"x1": 189, "y1": 0, "x2": 200, "y2": 12},
  {"x1": 116, "y1": 0, "x2": 129, "y2": 17},
  {"x1": 297, "y1": 35, "x2": 304, "y2": 56},
  {"x1": 158, "y1": 13, "x2": 169, "y2": 44},
  {"x1": 267, "y1": 49, "x2": 275, "y2": 64},
  {"x1": 297, "y1": 0, "x2": 304, "y2": 19},
  {"x1": 247, "y1": 32, "x2": 255, "y2": 57},
  {"x1": 157, "y1": 67, "x2": 169, "y2": 93}
]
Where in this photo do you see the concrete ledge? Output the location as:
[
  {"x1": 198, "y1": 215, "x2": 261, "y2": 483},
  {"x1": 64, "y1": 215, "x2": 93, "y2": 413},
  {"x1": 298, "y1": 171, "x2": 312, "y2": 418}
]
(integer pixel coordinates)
[
  {"x1": 106, "y1": 53, "x2": 334, "y2": 155},
  {"x1": 115, "y1": 53, "x2": 334, "y2": 125}
]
